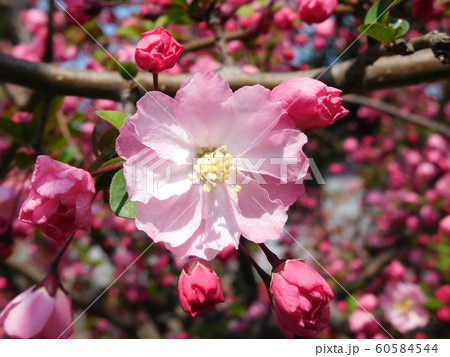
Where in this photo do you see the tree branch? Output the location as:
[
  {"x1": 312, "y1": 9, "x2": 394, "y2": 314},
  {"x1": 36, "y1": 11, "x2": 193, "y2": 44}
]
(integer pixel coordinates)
[
  {"x1": 0, "y1": 38, "x2": 449, "y2": 101},
  {"x1": 342, "y1": 31, "x2": 450, "y2": 92},
  {"x1": 335, "y1": 246, "x2": 401, "y2": 300},
  {"x1": 343, "y1": 94, "x2": 450, "y2": 138},
  {"x1": 183, "y1": 29, "x2": 247, "y2": 53}
]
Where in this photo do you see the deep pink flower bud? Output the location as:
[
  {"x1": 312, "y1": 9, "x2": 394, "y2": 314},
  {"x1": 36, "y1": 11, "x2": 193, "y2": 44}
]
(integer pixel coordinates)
[
  {"x1": 270, "y1": 260, "x2": 333, "y2": 338},
  {"x1": 359, "y1": 294, "x2": 378, "y2": 311},
  {"x1": 298, "y1": 0, "x2": 337, "y2": 25},
  {"x1": 139, "y1": 0, "x2": 170, "y2": 20},
  {"x1": 436, "y1": 285, "x2": 450, "y2": 304},
  {"x1": 419, "y1": 204, "x2": 439, "y2": 228},
  {"x1": 19, "y1": 155, "x2": 95, "y2": 244},
  {"x1": 177, "y1": 259, "x2": 225, "y2": 317},
  {"x1": 349, "y1": 309, "x2": 379, "y2": 338},
  {"x1": 274, "y1": 8, "x2": 297, "y2": 30},
  {"x1": 271, "y1": 78, "x2": 349, "y2": 130},
  {"x1": 0, "y1": 280, "x2": 73, "y2": 338},
  {"x1": 384, "y1": 260, "x2": 406, "y2": 280},
  {"x1": 436, "y1": 306, "x2": 450, "y2": 323},
  {"x1": 135, "y1": 26, "x2": 183, "y2": 73},
  {"x1": 65, "y1": 0, "x2": 103, "y2": 25},
  {"x1": 439, "y1": 215, "x2": 450, "y2": 236},
  {"x1": 314, "y1": 18, "x2": 336, "y2": 38}
]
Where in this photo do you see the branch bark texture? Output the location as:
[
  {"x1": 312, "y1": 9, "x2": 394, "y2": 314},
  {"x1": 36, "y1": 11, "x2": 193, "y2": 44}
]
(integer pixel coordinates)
[{"x1": 0, "y1": 33, "x2": 449, "y2": 101}]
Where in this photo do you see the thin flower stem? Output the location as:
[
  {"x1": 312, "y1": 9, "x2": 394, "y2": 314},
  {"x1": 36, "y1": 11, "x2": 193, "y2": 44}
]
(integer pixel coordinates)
[
  {"x1": 39, "y1": 234, "x2": 74, "y2": 295},
  {"x1": 152, "y1": 72, "x2": 159, "y2": 91},
  {"x1": 43, "y1": 0, "x2": 54, "y2": 63},
  {"x1": 259, "y1": 243, "x2": 283, "y2": 269},
  {"x1": 90, "y1": 161, "x2": 124, "y2": 177},
  {"x1": 239, "y1": 243, "x2": 271, "y2": 287},
  {"x1": 32, "y1": 97, "x2": 51, "y2": 155},
  {"x1": 50, "y1": 234, "x2": 74, "y2": 272}
]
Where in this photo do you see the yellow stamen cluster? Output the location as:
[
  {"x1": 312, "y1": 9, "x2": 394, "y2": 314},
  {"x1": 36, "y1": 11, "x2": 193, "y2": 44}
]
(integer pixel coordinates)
[
  {"x1": 395, "y1": 298, "x2": 415, "y2": 313},
  {"x1": 188, "y1": 146, "x2": 241, "y2": 193}
]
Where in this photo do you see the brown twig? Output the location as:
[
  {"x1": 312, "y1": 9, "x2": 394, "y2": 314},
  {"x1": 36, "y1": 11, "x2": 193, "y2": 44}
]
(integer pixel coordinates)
[
  {"x1": 343, "y1": 94, "x2": 450, "y2": 138},
  {"x1": 182, "y1": 29, "x2": 248, "y2": 52},
  {"x1": 335, "y1": 246, "x2": 400, "y2": 300}
]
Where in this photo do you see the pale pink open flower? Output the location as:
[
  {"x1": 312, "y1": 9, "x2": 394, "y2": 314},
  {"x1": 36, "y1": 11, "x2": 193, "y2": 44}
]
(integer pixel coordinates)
[
  {"x1": 116, "y1": 72, "x2": 308, "y2": 260},
  {"x1": 379, "y1": 282, "x2": 429, "y2": 334}
]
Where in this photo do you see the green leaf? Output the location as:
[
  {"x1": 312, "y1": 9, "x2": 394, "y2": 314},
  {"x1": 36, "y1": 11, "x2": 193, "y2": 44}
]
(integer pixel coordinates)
[
  {"x1": 426, "y1": 297, "x2": 444, "y2": 311},
  {"x1": 93, "y1": 49, "x2": 106, "y2": 63},
  {"x1": 0, "y1": 142, "x2": 20, "y2": 179},
  {"x1": 171, "y1": 0, "x2": 188, "y2": 8},
  {"x1": 236, "y1": 4, "x2": 256, "y2": 17},
  {"x1": 82, "y1": 19, "x2": 104, "y2": 38},
  {"x1": 94, "y1": 157, "x2": 125, "y2": 191},
  {"x1": 58, "y1": 146, "x2": 80, "y2": 163},
  {"x1": 358, "y1": 23, "x2": 396, "y2": 46},
  {"x1": 98, "y1": 127, "x2": 119, "y2": 153},
  {"x1": 99, "y1": 157, "x2": 125, "y2": 170},
  {"x1": 116, "y1": 25, "x2": 141, "y2": 39},
  {"x1": 168, "y1": 7, "x2": 193, "y2": 24},
  {"x1": 96, "y1": 110, "x2": 128, "y2": 130},
  {"x1": 154, "y1": 14, "x2": 169, "y2": 28},
  {"x1": 390, "y1": 18, "x2": 410, "y2": 39},
  {"x1": 364, "y1": 0, "x2": 404, "y2": 25},
  {"x1": 113, "y1": 60, "x2": 138, "y2": 80},
  {"x1": 109, "y1": 168, "x2": 136, "y2": 219},
  {"x1": 15, "y1": 152, "x2": 31, "y2": 169},
  {"x1": 141, "y1": 19, "x2": 155, "y2": 31},
  {"x1": 0, "y1": 118, "x2": 25, "y2": 144}
]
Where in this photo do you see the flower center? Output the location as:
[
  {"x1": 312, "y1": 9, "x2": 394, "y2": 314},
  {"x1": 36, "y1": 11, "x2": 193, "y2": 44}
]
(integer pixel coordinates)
[
  {"x1": 188, "y1": 146, "x2": 241, "y2": 194},
  {"x1": 394, "y1": 298, "x2": 414, "y2": 313}
]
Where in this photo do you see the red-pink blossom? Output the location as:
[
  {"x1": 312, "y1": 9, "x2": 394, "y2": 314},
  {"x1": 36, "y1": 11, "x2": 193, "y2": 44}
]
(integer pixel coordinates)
[
  {"x1": 419, "y1": 204, "x2": 440, "y2": 227},
  {"x1": 270, "y1": 260, "x2": 333, "y2": 338},
  {"x1": 274, "y1": 8, "x2": 297, "y2": 30},
  {"x1": 436, "y1": 306, "x2": 450, "y2": 323},
  {"x1": 19, "y1": 155, "x2": 95, "y2": 244},
  {"x1": 116, "y1": 73, "x2": 308, "y2": 260},
  {"x1": 20, "y1": 8, "x2": 47, "y2": 33},
  {"x1": 384, "y1": 260, "x2": 406, "y2": 281},
  {"x1": 314, "y1": 18, "x2": 336, "y2": 38},
  {"x1": 359, "y1": 294, "x2": 378, "y2": 311},
  {"x1": 135, "y1": 26, "x2": 183, "y2": 72},
  {"x1": 436, "y1": 285, "x2": 450, "y2": 304},
  {"x1": 139, "y1": 0, "x2": 170, "y2": 20},
  {"x1": 349, "y1": 309, "x2": 380, "y2": 338},
  {"x1": 177, "y1": 259, "x2": 224, "y2": 317},
  {"x1": 439, "y1": 215, "x2": 450, "y2": 236},
  {"x1": 0, "y1": 284, "x2": 73, "y2": 338},
  {"x1": 65, "y1": 0, "x2": 102, "y2": 25},
  {"x1": 271, "y1": 78, "x2": 349, "y2": 130},
  {"x1": 298, "y1": 0, "x2": 337, "y2": 25},
  {"x1": 189, "y1": 56, "x2": 221, "y2": 73}
]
